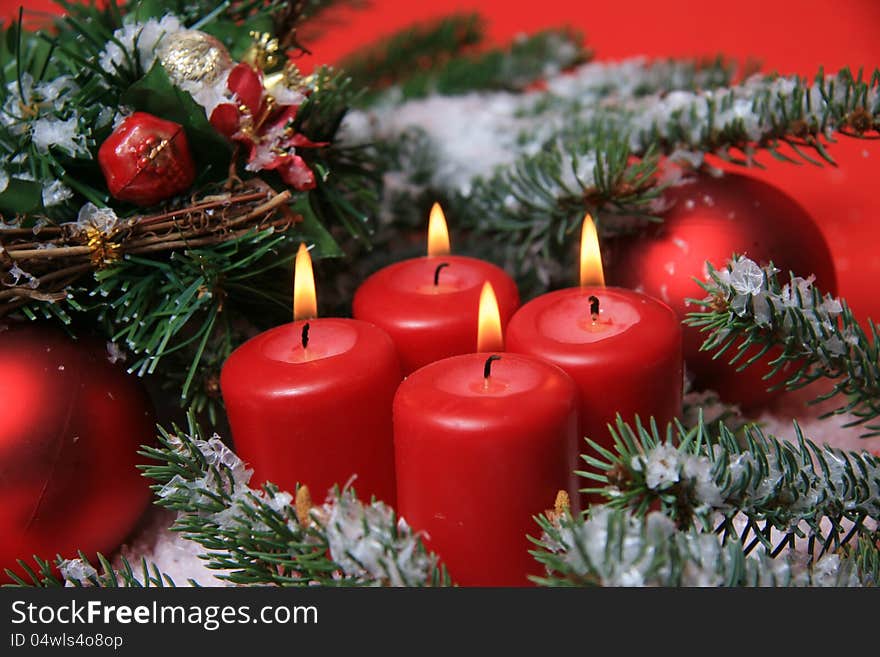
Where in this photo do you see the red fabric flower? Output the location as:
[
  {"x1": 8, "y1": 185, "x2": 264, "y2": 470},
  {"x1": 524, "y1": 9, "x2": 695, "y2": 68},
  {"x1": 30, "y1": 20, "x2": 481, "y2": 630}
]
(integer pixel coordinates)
[{"x1": 209, "y1": 63, "x2": 325, "y2": 190}]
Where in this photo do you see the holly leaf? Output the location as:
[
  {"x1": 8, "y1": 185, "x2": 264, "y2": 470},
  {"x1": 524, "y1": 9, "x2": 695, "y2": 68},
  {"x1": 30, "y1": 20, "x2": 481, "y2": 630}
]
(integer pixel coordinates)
[
  {"x1": 293, "y1": 194, "x2": 342, "y2": 258},
  {"x1": 0, "y1": 178, "x2": 44, "y2": 215},
  {"x1": 120, "y1": 63, "x2": 231, "y2": 185}
]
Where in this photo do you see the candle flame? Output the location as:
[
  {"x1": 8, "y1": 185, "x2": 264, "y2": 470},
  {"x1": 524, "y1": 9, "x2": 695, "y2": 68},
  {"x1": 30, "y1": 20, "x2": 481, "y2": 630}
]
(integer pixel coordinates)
[
  {"x1": 293, "y1": 242, "x2": 317, "y2": 321},
  {"x1": 579, "y1": 213, "x2": 605, "y2": 287},
  {"x1": 427, "y1": 202, "x2": 451, "y2": 256},
  {"x1": 477, "y1": 281, "x2": 503, "y2": 352}
]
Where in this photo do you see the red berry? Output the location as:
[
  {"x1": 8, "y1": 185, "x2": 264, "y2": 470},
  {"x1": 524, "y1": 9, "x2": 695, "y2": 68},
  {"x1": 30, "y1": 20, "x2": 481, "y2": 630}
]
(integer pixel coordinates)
[{"x1": 98, "y1": 112, "x2": 196, "y2": 206}]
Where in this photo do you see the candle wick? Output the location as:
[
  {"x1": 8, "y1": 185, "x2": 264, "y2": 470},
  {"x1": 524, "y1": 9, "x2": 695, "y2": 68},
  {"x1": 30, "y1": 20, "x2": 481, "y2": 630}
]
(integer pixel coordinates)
[
  {"x1": 301, "y1": 322, "x2": 310, "y2": 350},
  {"x1": 588, "y1": 295, "x2": 600, "y2": 324},
  {"x1": 433, "y1": 262, "x2": 450, "y2": 286},
  {"x1": 483, "y1": 354, "x2": 502, "y2": 379}
]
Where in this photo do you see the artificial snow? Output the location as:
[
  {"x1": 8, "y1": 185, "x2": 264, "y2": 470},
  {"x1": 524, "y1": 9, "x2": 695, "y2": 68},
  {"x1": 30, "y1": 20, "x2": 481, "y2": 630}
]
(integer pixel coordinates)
[
  {"x1": 182, "y1": 69, "x2": 235, "y2": 119},
  {"x1": 321, "y1": 492, "x2": 435, "y2": 586},
  {"x1": 106, "y1": 342, "x2": 126, "y2": 364},
  {"x1": 41, "y1": 180, "x2": 74, "y2": 208},
  {"x1": 98, "y1": 14, "x2": 183, "y2": 75},
  {"x1": 5, "y1": 263, "x2": 38, "y2": 289},
  {"x1": 71, "y1": 203, "x2": 119, "y2": 235},
  {"x1": 59, "y1": 558, "x2": 98, "y2": 586},
  {"x1": 31, "y1": 117, "x2": 86, "y2": 156}
]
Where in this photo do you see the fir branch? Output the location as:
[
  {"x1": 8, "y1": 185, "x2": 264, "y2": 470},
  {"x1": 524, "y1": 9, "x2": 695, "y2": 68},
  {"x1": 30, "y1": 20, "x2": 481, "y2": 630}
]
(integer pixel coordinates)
[
  {"x1": 139, "y1": 416, "x2": 449, "y2": 586},
  {"x1": 5, "y1": 553, "x2": 179, "y2": 588},
  {"x1": 460, "y1": 130, "x2": 661, "y2": 263},
  {"x1": 340, "y1": 14, "x2": 486, "y2": 94},
  {"x1": 342, "y1": 15, "x2": 587, "y2": 104},
  {"x1": 462, "y1": 64, "x2": 880, "y2": 249},
  {"x1": 580, "y1": 417, "x2": 880, "y2": 560},
  {"x1": 531, "y1": 505, "x2": 878, "y2": 587},
  {"x1": 383, "y1": 27, "x2": 589, "y2": 103},
  {"x1": 349, "y1": 61, "x2": 877, "y2": 293},
  {"x1": 686, "y1": 257, "x2": 880, "y2": 434},
  {"x1": 624, "y1": 67, "x2": 880, "y2": 166},
  {"x1": 294, "y1": 67, "x2": 382, "y2": 245}
]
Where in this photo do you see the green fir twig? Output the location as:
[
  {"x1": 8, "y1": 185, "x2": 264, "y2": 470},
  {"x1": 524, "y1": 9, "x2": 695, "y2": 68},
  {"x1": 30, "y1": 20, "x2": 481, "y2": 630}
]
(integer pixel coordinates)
[
  {"x1": 686, "y1": 257, "x2": 880, "y2": 434},
  {"x1": 5, "y1": 553, "x2": 180, "y2": 588},
  {"x1": 579, "y1": 416, "x2": 880, "y2": 558},
  {"x1": 138, "y1": 415, "x2": 450, "y2": 586},
  {"x1": 531, "y1": 505, "x2": 878, "y2": 587}
]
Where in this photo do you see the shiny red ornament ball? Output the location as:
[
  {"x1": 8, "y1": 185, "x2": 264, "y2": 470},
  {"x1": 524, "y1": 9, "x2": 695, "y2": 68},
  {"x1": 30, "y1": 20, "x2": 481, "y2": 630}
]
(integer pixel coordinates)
[
  {"x1": 606, "y1": 172, "x2": 837, "y2": 409},
  {"x1": 0, "y1": 324, "x2": 155, "y2": 581},
  {"x1": 98, "y1": 112, "x2": 196, "y2": 206}
]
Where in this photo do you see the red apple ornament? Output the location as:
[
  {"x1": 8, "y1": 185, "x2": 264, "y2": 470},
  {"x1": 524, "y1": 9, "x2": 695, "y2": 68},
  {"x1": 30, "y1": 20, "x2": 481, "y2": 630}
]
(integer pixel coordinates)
[
  {"x1": 606, "y1": 172, "x2": 836, "y2": 409},
  {"x1": 98, "y1": 112, "x2": 196, "y2": 206},
  {"x1": 0, "y1": 324, "x2": 155, "y2": 581}
]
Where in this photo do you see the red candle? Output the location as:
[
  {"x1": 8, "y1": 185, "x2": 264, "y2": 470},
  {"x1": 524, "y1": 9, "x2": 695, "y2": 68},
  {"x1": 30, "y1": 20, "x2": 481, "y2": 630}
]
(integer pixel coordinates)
[
  {"x1": 353, "y1": 203, "x2": 519, "y2": 374},
  {"x1": 221, "y1": 245, "x2": 401, "y2": 504},
  {"x1": 393, "y1": 352, "x2": 580, "y2": 586},
  {"x1": 506, "y1": 216, "x2": 683, "y2": 457}
]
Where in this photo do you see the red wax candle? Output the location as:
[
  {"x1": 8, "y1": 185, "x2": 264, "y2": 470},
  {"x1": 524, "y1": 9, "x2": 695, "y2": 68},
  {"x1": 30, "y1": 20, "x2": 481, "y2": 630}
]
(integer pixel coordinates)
[
  {"x1": 393, "y1": 353, "x2": 580, "y2": 586},
  {"x1": 221, "y1": 318, "x2": 401, "y2": 504},
  {"x1": 506, "y1": 286, "x2": 683, "y2": 453},
  {"x1": 353, "y1": 204, "x2": 519, "y2": 374}
]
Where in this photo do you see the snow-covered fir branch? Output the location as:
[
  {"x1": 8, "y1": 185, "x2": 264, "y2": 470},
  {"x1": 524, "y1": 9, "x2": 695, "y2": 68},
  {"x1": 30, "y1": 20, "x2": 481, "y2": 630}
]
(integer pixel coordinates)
[
  {"x1": 342, "y1": 60, "x2": 877, "y2": 287},
  {"x1": 4, "y1": 551, "x2": 177, "y2": 588},
  {"x1": 139, "y1": 419, "x2": 447, "y2": 587},
  {"x1": 0, "y1": 73, "x2": 86, "y2": 208},
  {"x1": 342, "y1": 56, "x2": 742, "y2": 195},
  {"x1": 686, "y1": 256, "x2": 880, "y2": 433},
  {"x1": 347, "y1": 59, "x2": 876, "y2": 194},
  {"x1": 581, "y1": 417, "x2": 880, "y2": 560},
  {"x1": 97, "y1": 14, "x2": 183, "y2": 79},
  {"x1": 532, "y1": 505, "x2": 877, "y2": 587}
]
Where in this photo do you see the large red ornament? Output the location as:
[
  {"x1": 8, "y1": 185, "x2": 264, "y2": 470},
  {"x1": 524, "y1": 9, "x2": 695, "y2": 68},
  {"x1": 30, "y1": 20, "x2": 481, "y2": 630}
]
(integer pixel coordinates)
[
  {"x1": 98, "y1": 112, "x2": 196, "y2": 206},
  {"x1": 0, "y1": 324, "x2": 155, "y2": 581},
  {"x1": 606, "y1": 172, "x2": 837, "y2": 409}
]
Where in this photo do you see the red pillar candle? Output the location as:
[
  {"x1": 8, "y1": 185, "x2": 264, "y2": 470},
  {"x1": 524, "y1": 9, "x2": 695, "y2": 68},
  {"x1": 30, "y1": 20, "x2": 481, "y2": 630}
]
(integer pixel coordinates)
[
  {"x1": 393, "y1": 352, "x2": 580, "y2": 586},
  {"x1": 353, "y1": 203, "x2": 519, "y2": 374},
  {"x1": 221, "y1": 245, "x2": 401, "y2": 504},
  {"x1": 506, "y1": 216, "x2": 683, "y2": 456}
]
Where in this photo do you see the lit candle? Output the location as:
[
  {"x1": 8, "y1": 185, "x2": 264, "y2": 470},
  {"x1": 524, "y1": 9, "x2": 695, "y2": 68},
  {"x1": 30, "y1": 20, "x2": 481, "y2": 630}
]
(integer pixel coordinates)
[
  {"x1": 221, "y1": 244, "x2": 401, "y2": 504},
  {"x1": 506, "y1": 215, "x2": 683, "y2": 472},
  {"x1": 353, "y1": 203, "x2": 520, "y2": 374},
  {"x1": 393, "y1": 289, "x2": 580, "y2": 586}
]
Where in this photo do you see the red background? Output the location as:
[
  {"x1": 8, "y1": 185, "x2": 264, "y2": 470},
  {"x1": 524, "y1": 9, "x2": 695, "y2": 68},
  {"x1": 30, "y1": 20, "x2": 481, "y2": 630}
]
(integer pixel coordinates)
[{"x1": 6, "y1": 0, "x2": 880, "y2": 320}]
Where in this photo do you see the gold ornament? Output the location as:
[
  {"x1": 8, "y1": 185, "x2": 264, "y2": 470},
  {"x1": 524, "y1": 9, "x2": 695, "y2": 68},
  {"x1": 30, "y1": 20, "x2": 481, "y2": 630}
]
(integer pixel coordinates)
[
  {"x1": 243, "y1": 31, "x2": 280, "y2": 72},
  {"x1": 264, "y1": 61, "x2": 311, "y2": 96},
  {"x1": 83, "y1": 224, "x2": 122, "y2": 269},
  {"x1": 157, "y1": 30, "x2": 234, "y2": 87}
]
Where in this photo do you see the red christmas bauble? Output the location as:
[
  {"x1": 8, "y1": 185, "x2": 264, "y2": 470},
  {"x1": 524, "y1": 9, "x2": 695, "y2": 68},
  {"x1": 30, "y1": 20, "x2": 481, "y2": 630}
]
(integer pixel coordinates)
[
  {"x1": 98, "y1": 112, "x2": 196, "y2": 206},
  {"x1": 606, "y1": 172, "x2": 837, "y2": 409},
  {"x1": 0, "y1": 324, "x2": 155, "y2": 580}
]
